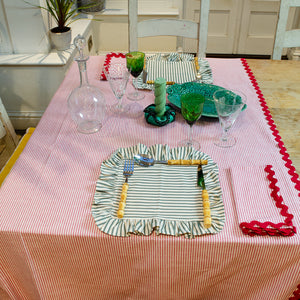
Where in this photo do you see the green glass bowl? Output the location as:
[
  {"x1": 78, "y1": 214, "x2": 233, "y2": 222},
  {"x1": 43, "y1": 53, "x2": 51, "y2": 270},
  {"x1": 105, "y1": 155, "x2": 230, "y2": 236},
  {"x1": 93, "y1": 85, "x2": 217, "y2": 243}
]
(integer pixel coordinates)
[{"x1": 167, "y1": 82, "x2": 246, "y2": 118}]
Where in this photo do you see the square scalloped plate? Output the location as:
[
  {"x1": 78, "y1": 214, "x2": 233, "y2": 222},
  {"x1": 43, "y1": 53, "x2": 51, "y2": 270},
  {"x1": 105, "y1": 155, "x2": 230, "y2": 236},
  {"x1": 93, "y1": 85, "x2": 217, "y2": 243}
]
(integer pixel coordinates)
[{"x1": 167, "y1": 82, "x2": 246, "y2": 118}]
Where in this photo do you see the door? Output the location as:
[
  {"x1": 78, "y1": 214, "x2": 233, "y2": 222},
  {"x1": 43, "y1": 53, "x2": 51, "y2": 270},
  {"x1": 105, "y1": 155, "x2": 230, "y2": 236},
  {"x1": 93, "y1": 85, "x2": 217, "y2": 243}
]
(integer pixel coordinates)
[
  {"x1": 183, "y1": 0, "x2": 295, "y2": 55},
  {"x1": 183, "y1": 0, "x2": 243, "y2": 54},
  {"x1": 237, "y1": 0, "x2": 280, "y2": 55}
]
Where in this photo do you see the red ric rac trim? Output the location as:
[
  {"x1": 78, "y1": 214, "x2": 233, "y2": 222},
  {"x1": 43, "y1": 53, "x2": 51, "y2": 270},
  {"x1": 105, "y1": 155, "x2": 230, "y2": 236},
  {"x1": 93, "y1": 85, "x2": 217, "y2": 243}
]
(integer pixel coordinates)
[
  {"x1": 241, "y1": 58, "x2": 300, "y2": 197},
  {"x1": 100, "y1": 52, "x2": 126, "y2": 80},
  {"x1": 290, "y1": 284, "x2": 300, "y2": 300},
  {"x1": 240, "y1": 59, "x2": 298, "y2": 239},
  {"x1": 239, "y1": 165, "x2": 296, "y2": 237}
]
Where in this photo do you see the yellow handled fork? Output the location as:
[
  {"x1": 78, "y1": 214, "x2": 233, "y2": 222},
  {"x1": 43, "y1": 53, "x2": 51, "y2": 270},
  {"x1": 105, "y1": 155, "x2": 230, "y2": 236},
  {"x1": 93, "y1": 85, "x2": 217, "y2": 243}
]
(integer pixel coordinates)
[{"x1": 117, "y1": 160, "x2": 134, "y2": 218}]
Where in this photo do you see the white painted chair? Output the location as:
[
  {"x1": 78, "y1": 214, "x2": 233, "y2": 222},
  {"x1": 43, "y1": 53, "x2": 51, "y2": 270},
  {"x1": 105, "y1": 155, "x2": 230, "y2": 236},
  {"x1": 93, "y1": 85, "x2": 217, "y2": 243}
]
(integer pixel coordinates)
[
  {"x1": 272, "y1": 0, "x2": 300, "y2": 60},
  {"x1": 128, "y1": 0, "x2": 210, "y2": 58},
  {"x1": 0, "y1": 97, "x2": 18, "y2": 154}
]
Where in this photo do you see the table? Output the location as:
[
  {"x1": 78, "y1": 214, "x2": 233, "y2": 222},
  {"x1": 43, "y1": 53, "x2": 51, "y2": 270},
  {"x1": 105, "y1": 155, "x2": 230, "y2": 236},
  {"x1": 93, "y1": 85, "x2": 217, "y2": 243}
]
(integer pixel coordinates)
[{"x1": 0, "y1": 56, "x2": 299, "y2": 300}]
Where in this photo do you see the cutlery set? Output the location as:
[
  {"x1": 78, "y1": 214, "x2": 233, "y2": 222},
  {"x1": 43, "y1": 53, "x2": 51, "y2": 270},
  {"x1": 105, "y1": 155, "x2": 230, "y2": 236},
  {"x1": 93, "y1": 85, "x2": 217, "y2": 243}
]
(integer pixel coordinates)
[{"x1": 117, "y1": 156, "x2": 211, "y2": 228}]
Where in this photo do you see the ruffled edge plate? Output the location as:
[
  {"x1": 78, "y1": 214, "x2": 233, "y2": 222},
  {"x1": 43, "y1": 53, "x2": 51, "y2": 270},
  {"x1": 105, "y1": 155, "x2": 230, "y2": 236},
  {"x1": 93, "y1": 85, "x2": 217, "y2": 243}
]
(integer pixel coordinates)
[{"x1": 92, "y1": 144, "x2": 225, "y2": 238}]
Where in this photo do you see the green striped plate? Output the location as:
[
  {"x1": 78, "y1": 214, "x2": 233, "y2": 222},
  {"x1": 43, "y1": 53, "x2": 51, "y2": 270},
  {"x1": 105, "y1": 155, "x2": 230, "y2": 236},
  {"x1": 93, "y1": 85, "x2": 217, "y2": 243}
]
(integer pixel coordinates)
[{"x1": 92, "y1": 144, "x2": 225, "y2": 238}]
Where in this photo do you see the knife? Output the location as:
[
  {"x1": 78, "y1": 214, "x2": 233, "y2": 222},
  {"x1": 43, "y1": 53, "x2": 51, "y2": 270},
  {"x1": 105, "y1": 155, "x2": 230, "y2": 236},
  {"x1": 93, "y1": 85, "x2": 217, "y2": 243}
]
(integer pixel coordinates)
[
  {"x1": 142, "y1": 59, "x2": 147, "y2": 83},
  {"x1": 198, "y1": 165, "x2": 211, "y2": 228},
  {"x1": 146, "y1": 80, "x2": 175, "y2": 85},
  {"x1": 194, "y1": 56, "x2": 202, "y2": 81}
]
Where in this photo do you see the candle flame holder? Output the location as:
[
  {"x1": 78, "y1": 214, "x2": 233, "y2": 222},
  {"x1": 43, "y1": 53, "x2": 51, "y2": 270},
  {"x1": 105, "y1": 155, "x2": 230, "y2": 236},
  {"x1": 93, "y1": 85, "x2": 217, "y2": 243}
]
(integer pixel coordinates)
[{"x1": 144, "y1": 104, "x2": 176, "y2": 127}]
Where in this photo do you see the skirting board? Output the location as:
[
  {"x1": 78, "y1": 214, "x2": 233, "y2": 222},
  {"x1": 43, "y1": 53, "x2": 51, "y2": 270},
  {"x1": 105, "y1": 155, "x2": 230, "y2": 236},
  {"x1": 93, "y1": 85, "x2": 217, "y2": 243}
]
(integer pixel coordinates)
[{"x1": 8, "y1": 111, "x2": 43, "y2": 130}]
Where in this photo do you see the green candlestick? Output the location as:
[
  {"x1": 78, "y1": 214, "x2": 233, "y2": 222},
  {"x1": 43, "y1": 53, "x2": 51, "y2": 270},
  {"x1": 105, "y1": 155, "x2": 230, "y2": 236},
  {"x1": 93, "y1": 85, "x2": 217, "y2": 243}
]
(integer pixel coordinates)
[{"x1": 154, "y1": 78, "x2": 166, "y2": 117}]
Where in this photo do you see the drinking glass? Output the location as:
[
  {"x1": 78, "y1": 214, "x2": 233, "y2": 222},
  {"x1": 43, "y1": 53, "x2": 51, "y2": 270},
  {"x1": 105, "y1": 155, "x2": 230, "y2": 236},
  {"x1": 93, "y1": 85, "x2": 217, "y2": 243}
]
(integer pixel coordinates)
[
  {"x1": 126, "y1": 51, "x2": 145, "y2": 101},
  {"x1": 178, "y1": 93, "x2": 205, "y2": 149},
  {"x1": 213, "y1": 89, "x2": 246, "y2": 148},
  {"x1": 103, "y1": 63, "x2": 130, "y2": 114}
]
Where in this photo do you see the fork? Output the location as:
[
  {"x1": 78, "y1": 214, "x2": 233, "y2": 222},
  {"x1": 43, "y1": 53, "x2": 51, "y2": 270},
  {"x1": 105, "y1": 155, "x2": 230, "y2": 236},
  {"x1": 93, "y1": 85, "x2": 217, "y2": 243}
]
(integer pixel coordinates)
[{"x1": 117, "y1": 159, "x2": 134, "y2": 218}]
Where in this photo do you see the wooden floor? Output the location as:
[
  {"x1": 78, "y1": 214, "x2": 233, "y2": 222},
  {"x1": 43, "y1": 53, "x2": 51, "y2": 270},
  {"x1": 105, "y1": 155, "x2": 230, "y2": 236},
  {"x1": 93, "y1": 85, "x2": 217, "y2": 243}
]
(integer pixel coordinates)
[
  {"x1": 247, "y1": 59, "x2": 300, "y2": 175},
  {"x1": 0, "y1": 58, "x2": 299, "y2": 176}
]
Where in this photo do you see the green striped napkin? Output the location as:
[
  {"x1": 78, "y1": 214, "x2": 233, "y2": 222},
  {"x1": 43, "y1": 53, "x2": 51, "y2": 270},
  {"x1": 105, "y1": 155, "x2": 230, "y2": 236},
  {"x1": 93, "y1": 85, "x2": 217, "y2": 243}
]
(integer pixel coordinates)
[
  {"x1": 135, "y1": 53, "x2": 213, "y2": 90},
  {"x1": 92, "y1": 144, "x2": 225, "y2": 238}
]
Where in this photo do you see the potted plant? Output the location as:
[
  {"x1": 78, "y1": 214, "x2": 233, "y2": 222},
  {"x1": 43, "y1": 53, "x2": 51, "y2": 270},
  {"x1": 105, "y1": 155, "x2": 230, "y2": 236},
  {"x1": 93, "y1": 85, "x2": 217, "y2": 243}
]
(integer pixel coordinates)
[{"x1": 26, "y1": 0, "x2": 97, "y2": 51}]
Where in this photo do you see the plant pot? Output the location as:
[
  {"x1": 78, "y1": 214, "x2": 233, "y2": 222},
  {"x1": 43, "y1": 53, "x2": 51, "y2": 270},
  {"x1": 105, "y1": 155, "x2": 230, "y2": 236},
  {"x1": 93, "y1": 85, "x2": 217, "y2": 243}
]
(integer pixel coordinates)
[
  {"x1": 77, "y1": 0, "x2": 106, "y2": 13},
  {"x1": 49, "y1": 27, "x2": 72, "y2": 51}
]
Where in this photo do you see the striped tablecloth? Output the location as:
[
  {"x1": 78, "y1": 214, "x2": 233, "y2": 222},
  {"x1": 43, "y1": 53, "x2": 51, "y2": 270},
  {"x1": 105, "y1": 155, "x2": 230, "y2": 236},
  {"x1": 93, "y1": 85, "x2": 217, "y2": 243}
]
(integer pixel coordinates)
[{"x1": 0, "y1": 56, "x2": 299, "y2": 300}]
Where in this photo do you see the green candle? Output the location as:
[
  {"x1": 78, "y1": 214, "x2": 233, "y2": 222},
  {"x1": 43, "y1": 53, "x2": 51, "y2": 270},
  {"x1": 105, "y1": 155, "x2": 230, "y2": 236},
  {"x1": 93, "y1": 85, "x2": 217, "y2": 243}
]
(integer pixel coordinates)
[{"x1": 154, "y1": 77, "x2": 166, "y2": 117}]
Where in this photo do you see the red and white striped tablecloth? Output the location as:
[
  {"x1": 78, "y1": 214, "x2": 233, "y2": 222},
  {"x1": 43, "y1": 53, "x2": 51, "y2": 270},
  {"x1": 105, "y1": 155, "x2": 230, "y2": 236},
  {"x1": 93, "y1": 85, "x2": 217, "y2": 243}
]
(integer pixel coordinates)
[{"x1": 0, "y1": 56, "x2": 299, "y2": 300}]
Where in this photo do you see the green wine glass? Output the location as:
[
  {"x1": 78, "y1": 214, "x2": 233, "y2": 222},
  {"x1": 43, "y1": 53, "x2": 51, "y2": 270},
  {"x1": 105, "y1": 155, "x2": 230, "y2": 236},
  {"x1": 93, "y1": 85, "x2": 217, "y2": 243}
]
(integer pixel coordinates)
[
  {"x1": 126, "y1": 51, "x2": 145, "y2": 101},
  {"x1": 178, "y1": 93, "x2": 205, "y2": 149}
]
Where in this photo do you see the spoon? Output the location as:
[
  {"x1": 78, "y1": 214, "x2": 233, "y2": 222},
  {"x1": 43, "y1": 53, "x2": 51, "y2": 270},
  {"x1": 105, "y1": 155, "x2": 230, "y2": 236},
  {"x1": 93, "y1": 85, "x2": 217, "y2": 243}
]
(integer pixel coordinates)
[{"x1": 134, "y1": 154, "x2": 207, "y2": 167}]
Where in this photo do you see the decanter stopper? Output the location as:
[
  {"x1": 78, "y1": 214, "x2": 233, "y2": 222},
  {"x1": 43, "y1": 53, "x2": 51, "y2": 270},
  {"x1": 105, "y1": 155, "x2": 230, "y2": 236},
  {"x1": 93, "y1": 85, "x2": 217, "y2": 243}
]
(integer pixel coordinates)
[{"x1": 74, "y1": 34, "x2": 88, "y2": 62}]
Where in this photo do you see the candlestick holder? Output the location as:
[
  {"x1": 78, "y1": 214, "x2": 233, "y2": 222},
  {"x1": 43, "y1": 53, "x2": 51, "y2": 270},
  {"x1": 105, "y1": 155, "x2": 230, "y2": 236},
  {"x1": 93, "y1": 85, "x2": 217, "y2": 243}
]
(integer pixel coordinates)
[
  {"x1": 144, "y1": 77, "x2": 175, "y2": 126},
  {"x1": 144, "y1": 104, "x2": 176, "y2": 126}
]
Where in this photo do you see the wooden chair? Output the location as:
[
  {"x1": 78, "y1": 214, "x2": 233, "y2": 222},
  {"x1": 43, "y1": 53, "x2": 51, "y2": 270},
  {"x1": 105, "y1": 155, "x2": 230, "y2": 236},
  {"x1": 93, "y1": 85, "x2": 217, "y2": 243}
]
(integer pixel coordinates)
[
  {"x1": 272, "y1": 0, "x2": 300, "y2": 60},
  {"x1": 0, "y1": 97, "x2": 18, "y2": 155},
  {"x1": 128, "y1": 0, "x2": 210, "y2": 58}
]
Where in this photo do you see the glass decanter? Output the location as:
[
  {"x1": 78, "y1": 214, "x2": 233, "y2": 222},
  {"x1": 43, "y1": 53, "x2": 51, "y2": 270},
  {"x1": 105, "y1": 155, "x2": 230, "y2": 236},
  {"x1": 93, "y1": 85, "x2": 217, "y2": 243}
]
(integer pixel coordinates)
[{"x1": 67, "y1": 35, "x2": 106, "y2": 134}]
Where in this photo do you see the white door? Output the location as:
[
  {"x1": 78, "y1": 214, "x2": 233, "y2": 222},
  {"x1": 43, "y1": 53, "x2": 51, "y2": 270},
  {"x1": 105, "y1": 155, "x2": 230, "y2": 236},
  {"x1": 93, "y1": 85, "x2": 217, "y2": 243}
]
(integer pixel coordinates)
[
  {"x1": 183, "y1": 0, "x2": 297, "y2": 55},
  {"x1": 183, "y1": 0, "x2": 243, "y2": 54},
  {"x1": 237, "y1": 0, "x2": 280, "y2": 55}
]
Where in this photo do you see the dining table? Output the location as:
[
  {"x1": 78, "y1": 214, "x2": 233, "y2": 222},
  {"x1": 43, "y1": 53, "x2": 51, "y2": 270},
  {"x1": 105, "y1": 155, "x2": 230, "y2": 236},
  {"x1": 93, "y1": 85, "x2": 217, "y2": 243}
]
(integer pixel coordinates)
[{"x1": 0, "y1": 54, "x2": 299, "y2": 300}]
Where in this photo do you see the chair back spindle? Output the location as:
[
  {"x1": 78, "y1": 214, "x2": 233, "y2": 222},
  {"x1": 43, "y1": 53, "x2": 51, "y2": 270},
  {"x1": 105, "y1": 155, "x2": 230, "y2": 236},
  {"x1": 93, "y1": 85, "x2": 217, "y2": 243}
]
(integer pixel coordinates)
[
  {"x1": 272, "y1": 0, "x2": 300, "y2": 60},
  {"x1": 128, "y1": 0, "x2": 210, "y2": 58}
]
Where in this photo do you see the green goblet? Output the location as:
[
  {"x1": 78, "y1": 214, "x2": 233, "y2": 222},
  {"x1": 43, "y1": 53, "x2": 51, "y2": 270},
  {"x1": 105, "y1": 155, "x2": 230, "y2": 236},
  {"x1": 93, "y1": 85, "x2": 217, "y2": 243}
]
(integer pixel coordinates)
[
  {"x1": 126, "y1": 51, "x2": 145, "y2": 101},
  {"x1": 178, "y1": 93, "x2": 205, "y2": 149}
]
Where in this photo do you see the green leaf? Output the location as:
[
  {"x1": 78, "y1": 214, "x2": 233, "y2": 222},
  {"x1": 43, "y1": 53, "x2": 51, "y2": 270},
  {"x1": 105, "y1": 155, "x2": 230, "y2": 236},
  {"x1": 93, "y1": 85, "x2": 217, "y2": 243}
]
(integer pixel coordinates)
[{"x1": 24, "y1": 0, "x2": 102, "y2": 31}]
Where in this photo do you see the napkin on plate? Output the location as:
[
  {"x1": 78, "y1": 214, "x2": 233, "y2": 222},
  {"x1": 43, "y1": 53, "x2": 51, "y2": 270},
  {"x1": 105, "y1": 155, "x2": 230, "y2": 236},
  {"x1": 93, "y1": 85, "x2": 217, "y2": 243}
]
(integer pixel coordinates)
[
  {"x1": 100, "y1": 52, "x2": 213, "y2": 88},
  {"x1": 230, "y1": 165, "x2": 296, "y2": 236},
  {"x1": 137, "y1": 53, "x2": 213, "y2": 89},
  {"x1": 100, "y1": 52, "x2": 126, "y2": 80},
  {"x1": 146, "y1": 60, "x2": 196, "y2": 84}
]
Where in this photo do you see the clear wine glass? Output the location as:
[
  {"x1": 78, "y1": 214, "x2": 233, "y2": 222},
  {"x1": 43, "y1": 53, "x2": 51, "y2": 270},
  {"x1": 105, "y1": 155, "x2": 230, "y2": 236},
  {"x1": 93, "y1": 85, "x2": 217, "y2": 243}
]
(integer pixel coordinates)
[
  {"x1": 213, "y1": 89, "x2": 246, "y2": 148},
  {"x1": 178, "y1": 93, "x2": 205, "y2": 149},
  {"x1": 103, "y1": 63, "x2": 130, "y2": 114},
  {"x1": 125, "y1": 51, "x2": 145, "y2": 101}
]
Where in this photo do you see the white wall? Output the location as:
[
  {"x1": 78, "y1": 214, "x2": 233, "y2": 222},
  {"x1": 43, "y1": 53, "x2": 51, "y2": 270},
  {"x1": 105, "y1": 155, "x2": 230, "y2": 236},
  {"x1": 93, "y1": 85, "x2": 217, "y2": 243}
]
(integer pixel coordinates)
[
  {"x1": 0, "y1": 20, "x2": 94, "y2": 129},
  {"x1": 0, "y1": 0, "x2": 50, "y2": 54}
]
